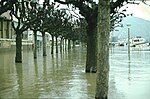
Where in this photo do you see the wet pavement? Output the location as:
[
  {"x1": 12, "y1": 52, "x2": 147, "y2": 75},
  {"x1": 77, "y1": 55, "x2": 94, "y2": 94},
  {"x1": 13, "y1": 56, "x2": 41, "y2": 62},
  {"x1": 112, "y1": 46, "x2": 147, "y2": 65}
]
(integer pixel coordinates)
[{"x1": 0, "y1": 46, "x2": 150, "y2": 99}]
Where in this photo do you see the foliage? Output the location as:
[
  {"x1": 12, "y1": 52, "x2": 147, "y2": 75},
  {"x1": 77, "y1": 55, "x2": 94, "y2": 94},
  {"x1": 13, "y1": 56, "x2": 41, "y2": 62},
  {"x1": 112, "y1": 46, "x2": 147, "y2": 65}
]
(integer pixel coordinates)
[
  {"x1": 27, "y1": 1, "x2": 42, "y2": 31},
  {"x1": 68, "y1": 18, "x2": 87, "y2": 42},
  {"x1": 54, "y1": 0, "x2": 140, "y2": 31},
  {"x1": 0, "y1": 0, "x2": 17, "y2": 15}
]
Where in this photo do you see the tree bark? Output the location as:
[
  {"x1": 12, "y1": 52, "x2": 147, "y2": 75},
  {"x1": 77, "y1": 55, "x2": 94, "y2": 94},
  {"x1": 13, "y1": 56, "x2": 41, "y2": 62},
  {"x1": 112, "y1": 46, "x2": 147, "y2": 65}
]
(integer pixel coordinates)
[
  {"x1": 95, "y1": 0, "x2": 110, "y2": 99},
  {"x1": 42, "y1": 32, "x2": 47, "y2": 56},
  {"x1": 85, "y1": 26, "x2": 97, "y2": 73},
  {"x1": 33, "y1": 30, "x2": 37, "y2": 59},
  {"x1": 51, "y1": 35, "x2": 54, "y2": 54},
  {"x1": 15, "y1": 31, "x2": 22, "y2": 63}
]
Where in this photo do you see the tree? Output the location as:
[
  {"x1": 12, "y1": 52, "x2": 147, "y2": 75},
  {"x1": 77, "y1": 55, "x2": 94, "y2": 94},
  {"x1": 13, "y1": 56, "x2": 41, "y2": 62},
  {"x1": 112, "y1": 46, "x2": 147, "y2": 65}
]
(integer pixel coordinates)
[
  {"x1": 59, "y1": 18, "x2": 73, "y2": 52},
  {"x1": 28, "y1": 1, "x2": 55, "y2": 57},
  {"x1": 54, "y1": 0, "x2": 111, "y2": 73},
  {"x1": 54, "y1": 0, "x2": 136, "y2": 73},
  {"x1": 71, "y1": 24, "x2": 80, "y2": 48},
  {"x1": 38, "y1": 1, "x2": 54, "y2": 56},
  {"x1": 95, "y1": 0, "x2": 110, "y2": 98},
  {"x1": 0, "y1": 0, "x2": 17, "y2": 15},
  {"x1": 42, "y1": 4, "x2": 72, "y2": 54},
  {"x1": 10, "y1": 0, "x2": 30, "y2": 63},
  {"x1": 52, "y1": 10, "x2": 68, "y2": 53},
  {"x1": 37, "y1": 6, "x2": 48, "y2": 56},
  {"x1": 53, "y1": 0, "x2": 138, "y2": 98},
  {"x1": 43, "y1": 4, "x2": 61, "y2": 54},
  {"x1": 28, "y1": 1, "x2": 41, "y2": 58},
  {"x1": 77, "y1": 18, "x2": 87, "y2": 44},
  {"x1": 54, "y1": 0, "x2": 98, "y2": 72},
  {"x1": 69, "y1": 19, "x2": 87, "y2": 48}
]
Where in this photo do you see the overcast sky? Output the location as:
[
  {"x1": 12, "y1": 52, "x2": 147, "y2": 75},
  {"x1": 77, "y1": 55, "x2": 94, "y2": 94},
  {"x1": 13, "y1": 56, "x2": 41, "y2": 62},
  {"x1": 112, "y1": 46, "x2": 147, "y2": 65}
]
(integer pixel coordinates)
[{"x1": 125, "y1": 2, "x2": 150, "y2": 21}]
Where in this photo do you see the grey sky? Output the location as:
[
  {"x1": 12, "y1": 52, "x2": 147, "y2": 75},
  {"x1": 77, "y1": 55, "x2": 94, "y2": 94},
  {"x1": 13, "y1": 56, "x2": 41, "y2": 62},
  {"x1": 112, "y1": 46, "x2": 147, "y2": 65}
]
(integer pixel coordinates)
[{"x1": 124, "y1": 2, "x2": 150, "y2": 21}]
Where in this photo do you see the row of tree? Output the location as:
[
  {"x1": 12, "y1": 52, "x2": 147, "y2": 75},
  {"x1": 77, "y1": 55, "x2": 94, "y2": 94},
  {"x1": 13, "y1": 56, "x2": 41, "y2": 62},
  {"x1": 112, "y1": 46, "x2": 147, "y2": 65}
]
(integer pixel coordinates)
[
  {"x1": 53, "y1": 0, "x2": 146, "y2": 98},
  {"x1": 54, "y1": 0, "x2": 136, "y2": 73},
  {"x1": 1, "y1": 0, "x2": 87, "y2": 62},
  {"x1": 0, "y1": 0, "x2": 146, "y2": 98}
]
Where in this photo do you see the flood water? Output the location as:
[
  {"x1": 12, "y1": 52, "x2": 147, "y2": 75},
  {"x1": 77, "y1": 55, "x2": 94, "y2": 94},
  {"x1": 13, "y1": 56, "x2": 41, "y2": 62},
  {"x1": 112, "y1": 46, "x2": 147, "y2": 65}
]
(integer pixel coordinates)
[{"x1": 0, "y1": 46, "x2": 150, "y2": 99}]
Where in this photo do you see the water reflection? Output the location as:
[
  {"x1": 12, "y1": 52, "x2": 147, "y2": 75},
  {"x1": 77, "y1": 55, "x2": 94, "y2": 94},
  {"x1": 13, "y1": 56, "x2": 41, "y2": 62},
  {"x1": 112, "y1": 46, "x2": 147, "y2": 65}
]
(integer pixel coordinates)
[
  {"x1": 0, "y1": 47, "x2": 150, "y2": 99},
  {"x1": 128, "y1": 61, "x2": 131, "y2": 81},
  {"x1": 15, "y1": 63, "x2": 23, "y2": 97},
  {"x1": 85, "y1": 73, "x2": 96, "y2": 98},
  {"x1": 128, "y1": 52, "x2": 131, "y2": 62},
  {"x1": 43, "y1": 57, "x2": 47, "y2": 82},
  {"x1": 110, "y1": 47, "x2": 150, "y2": 99}
]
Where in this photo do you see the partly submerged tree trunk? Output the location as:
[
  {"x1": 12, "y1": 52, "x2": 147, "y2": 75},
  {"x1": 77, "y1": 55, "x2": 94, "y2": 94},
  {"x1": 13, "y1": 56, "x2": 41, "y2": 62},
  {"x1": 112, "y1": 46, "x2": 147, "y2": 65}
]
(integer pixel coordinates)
[
  {"x1": 60, "y1": 37, "x2": 63, "y2": 53},
  {"x1": 65, "y1": 39, "x2": 67, "y2": 51},
  {"x1": 72, "y1": 40, "x2": 76, "y2": 48},
  {"x1": 85, "y1": 26, "x2": 97, "y2": 73},
  {"x1": 68, "y1": 39, "x2": 71, "y2": 50},
  {"x1": 15, "y1": 31, "x2": 22, "y2": 63},
  {"x1": 56, "y1": 36, "x2": 58, "y2": 53},
  {"x1": 95, "y1": 0, "x2": 110, "y2": 99},
  {"x1": 33, "y1": 30, "x2": 37, "y2": 59},
  {"x1": 51, "y1": 35, "x2": 54, "y2": 54},
  {"x1": 42, "y1": 32, "x2": 47, "y2": 56},
  {"x1": 62, "y1": 38, "x2": 65, "y2": 52}
]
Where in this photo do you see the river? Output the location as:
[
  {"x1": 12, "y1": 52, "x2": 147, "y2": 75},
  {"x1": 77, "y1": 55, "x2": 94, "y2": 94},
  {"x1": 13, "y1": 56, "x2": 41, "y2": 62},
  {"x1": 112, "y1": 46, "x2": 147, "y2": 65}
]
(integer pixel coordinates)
[{"x1": 0, "y1": 46, "x2": 150, "y2": 99}]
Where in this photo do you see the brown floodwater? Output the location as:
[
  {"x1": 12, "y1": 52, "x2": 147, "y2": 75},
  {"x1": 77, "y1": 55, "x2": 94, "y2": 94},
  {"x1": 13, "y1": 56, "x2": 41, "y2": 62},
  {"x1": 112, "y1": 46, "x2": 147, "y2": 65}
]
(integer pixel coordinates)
[{"x1": 0, "y1": 46, "x2": 150, "y2": 99}]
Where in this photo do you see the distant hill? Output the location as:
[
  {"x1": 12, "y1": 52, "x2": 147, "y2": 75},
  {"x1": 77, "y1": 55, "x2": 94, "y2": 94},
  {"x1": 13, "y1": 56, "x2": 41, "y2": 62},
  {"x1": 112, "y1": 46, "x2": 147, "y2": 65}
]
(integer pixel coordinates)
[{"x1": 112, "y1": 16, "x2": 150, "y2": 42}]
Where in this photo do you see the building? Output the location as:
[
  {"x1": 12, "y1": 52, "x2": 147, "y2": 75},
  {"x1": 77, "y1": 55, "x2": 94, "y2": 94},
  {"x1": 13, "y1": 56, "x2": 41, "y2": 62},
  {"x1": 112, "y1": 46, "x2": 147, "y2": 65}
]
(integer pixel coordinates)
[
  {"x1": 0, "y1": 1, "x2": 51, "y2": 51},
  {"x1": 0, "y1": 11, "x2": 16, "y2": 49},
  {"x1": 0, "y1": 11, "x2": 33, "y2": 50}
]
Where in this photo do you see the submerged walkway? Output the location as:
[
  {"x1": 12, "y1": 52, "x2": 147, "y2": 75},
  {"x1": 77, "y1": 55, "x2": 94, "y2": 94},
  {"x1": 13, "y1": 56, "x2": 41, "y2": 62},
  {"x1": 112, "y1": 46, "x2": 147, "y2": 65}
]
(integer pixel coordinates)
[{"x1": 0, "y1": 47, "x2": 150, "y2": 99}]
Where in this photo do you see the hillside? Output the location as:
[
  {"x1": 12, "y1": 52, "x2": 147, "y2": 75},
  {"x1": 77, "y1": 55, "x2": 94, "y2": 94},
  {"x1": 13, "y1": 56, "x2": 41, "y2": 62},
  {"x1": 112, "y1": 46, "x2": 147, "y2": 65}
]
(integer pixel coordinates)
[{"x1": 112, "y1": 16, "x2": 150, "y2": 42}]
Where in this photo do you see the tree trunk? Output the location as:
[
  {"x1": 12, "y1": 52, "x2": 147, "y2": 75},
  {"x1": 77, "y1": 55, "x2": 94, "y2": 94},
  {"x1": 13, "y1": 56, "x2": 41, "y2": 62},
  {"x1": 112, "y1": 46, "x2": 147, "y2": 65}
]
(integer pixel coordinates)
[
  {"x1": 15, "y1": 31, "x2": 22, "y2": 63},
  {"x1": 72, "y1": 40, "x2": 76, "y2": 48},
  {"x1": 68, "y1": 39, "x2": 71, "y2": 50},
  {"x1": 65, "y1": 39, "x2": 67, "y2": 51},
  {"x1": 42, "y1": 32, "x2": 47, "y2": 56},
  {"x1": 60, "y1": 37, "x2": 63, "y2": 53},
  {"x1": 85, "y1": 26, "x2": 97, "y2": 73},
  {"x1": 33, "y1": 30, "x2": 37, "y2": 59},
  {"x1": 95, "y1": 0, "x2": 110, "y2": 99},
  {"x1": 62, "y1": 38, "x2": 65, "y2": 52},
  {"x1": 51, "y1": 35, "x2": 54, "y2": 54},
  {"x1": 56, "y1": 36, "x2": 58, "y2": 53}
]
